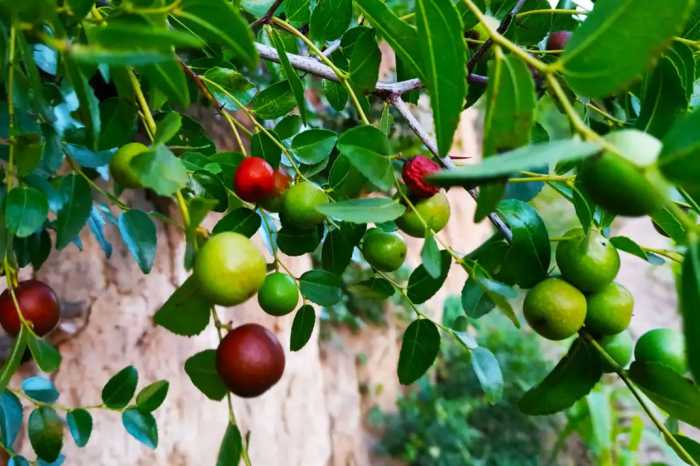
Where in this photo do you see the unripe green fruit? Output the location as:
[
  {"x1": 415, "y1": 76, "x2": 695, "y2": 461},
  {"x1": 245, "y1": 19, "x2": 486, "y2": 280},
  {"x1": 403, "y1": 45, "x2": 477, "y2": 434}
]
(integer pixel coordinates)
[
  {"x1": 585, "y1": 282, "x2": 634, "y2": 336},
  {"x1": 523, "y1": 278, "x2": 587, "y2": 341},
  {"x1": 578, "y1": 152, "x2": 661, "y2": 217},
  {"x1": 361, "y1": 228, "x2": 407, "y2": 272},
  {"x1": 598, "y1": 331, "x2": 633, "y2": 372},
  {"x1": 556, "y1": 228, "x2": 620, "y2": 293},
  {"x1": 634, "y1": 328, "x2": 687, "y2": 374},
  {"x1": 110, "y1": 142, "x2": 147, "y2": 189},
  {"x1": 258, "y1": 272, "x2": 299, "y2": 316},
  {"x1": 395, "y1": 191, "x2": 451, "y2": 238},
  {"x1": 194, "y1": 232, "x2": 266, "y2": 306},
  {"x1": 281, "y1": 182, "x2": 329, "y2": 228}
]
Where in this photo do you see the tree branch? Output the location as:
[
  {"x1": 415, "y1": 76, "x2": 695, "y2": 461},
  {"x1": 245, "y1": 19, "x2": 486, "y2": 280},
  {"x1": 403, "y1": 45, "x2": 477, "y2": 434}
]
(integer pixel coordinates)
[
  {"x1": 467, "y1": 0, "x2": 528, "y2": 72},
  {"x1": 390, "y1": 96, "x2": 513, "y2": 242},
  {"x1": 254, "y1": 42, "x2": 486, "y2": 95}
]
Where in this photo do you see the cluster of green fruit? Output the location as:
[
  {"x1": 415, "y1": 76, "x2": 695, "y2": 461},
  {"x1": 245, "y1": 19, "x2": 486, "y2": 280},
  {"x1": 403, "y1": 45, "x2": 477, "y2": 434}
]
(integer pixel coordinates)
[
  {"x1": 524, "y1": 228, "x2": 686, "y2": 375},
  {"x1": 140, "y1": 151, "x2": 451, "y2": 398}
]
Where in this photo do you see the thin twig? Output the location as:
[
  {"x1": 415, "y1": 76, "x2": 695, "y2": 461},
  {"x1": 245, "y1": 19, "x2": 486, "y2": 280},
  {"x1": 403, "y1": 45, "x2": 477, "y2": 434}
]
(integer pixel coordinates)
[
  {"x1": 251, "y1": 0, "x2": 285, "y2": 30},
  {"x1": 390, "y1": 96, "x2": 513, "y2": 242},
  {"x1": 467, "y1": 0, "x2": 527, "y2": 73}
]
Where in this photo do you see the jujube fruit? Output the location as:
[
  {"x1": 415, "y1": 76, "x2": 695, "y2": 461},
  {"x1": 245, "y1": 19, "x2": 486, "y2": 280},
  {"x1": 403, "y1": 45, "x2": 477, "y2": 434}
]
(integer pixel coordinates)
[
  {"x1": 109, "y1": 142, "x2": 147, "y2": 189},
  {"x1": 396, "y1": 191, "x2": 451, "y2": 238},
  {"x1": 280, "y1": 181, "x2": 329, "y2": 228},
  {"x1": 361, "y1": 228, "x2": 407, "y2": 272},
  {"x1": 556, "y1": 228, "x2": 620, "y2": 293},
  {"x1": 193, "y1": 232, "x2": 266, "y2": 306},
  {"x1": 402, "y1": 156, "x2": 440, "y2": 199},
  {"x1": 578, "y1": 152, "x2": 661, "y2": 217},
  {"x1": 233, "y1": 156, "x2": 276, "y2": 203},
  {"x1": 546, "y1": 31, "x2": 572, "y2": 51},
  {"x1": 598, "y1": 330, "x2": 633, "y2": 373},
  {"x1": 585, "y1": 282, "x2": 633, "y2": 335},
  {"x1": 258, "y1": 272, "x2": 299, "y2": 316},
  {"x1": 634, "y1": 328, "x2": 686, "y2": 374},
  {"x1": 0, "y1": 279, "x2": 60, "y2": 336},
  {"x1": 259, "y1": 169, "x2": 291, "y2": 212},
  {"x1": 523, "y1": 278, "x2": 587, "y2": 340},
  {"x1": 216, "y1": 323, "x2": 285, "y2": 397}
]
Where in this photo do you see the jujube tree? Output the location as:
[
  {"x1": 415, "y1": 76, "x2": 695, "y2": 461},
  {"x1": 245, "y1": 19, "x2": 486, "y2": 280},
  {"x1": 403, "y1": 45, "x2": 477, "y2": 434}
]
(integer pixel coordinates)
[{"x1": 0, "y1": 0, "x2": 699, "y2": 464}]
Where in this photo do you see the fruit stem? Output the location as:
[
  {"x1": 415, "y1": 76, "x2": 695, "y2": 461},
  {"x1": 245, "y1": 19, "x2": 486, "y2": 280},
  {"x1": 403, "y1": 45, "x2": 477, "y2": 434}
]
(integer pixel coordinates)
[
  {"x1": 516, "y1": 8, "x2": 588, "y2": 18},
  {"x1": 270, "y1": 17, "x2": 371, "y2": 125},
  {"x1": 128, "y1": 69, "x2": 157, "y2": 139},
  {"x1": 199, "y1": 75, "x2": 308, "y2": 181},
  {"x1": 66, "y1": 157, "x2": 131, "y2": 211},
  {"x1": 5, "y1": 22, "x2": 16, "y2": 190},
  {"x1": 584, "y1": 333, "x2": 699, "y2": 466}
]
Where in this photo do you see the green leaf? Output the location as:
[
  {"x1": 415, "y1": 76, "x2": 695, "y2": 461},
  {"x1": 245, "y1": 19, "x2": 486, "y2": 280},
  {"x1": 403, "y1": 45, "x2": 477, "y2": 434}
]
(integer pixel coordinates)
[
  {"x1": 658, "y1": 107, "x2": 700, "y2": 196},
  {"x1": 21, "y1": 377, "x2": 59, "y2": 403},
  {"x1": 349, "y1": 28, "x2": 381, "y2": 93},
  {"x1": 415, "y1": 0, "x2": 466, "y2": 156},
  {"x1": 355, "y1": 0, "x2": 422, "y2": 77},
  {"x1": 407, "y1": 250, "x2": 451, "y2": 304},
  {"x1": 269, "y1": 29, "x2": 307, "y2": 122},
  {"x1": 28, "y1": 407, "x2": 63, "y2": 462},
  {"x1": 55, "y1": 174, "x2": 92, "y2": 249},
  {"x1": 203, "y1": 67, "x2": 255, "y2": 112},
  {"x1": 285, "y1": 0, "x2": 310, "y2": 26},
  {"x1": 136, "y1": 381, "x2": 169, "y2": 413},
  {"x1": 559, "y1": 0, "x2": 694, "y2": 97},
  {"x1": 131, "y1": 145, "x2": 188, "y2": 196},
  {"x1": 519, "y1": 338, "x2": 602, "y2": 415},
  {"x1": 251, "y1": 81, "x2": 296, "y2": 119},
  {"x1": 69, "y1": 46, "x2": 171, "y2": 66},
  {"x1": 212, "y1": 208, "x2": 261, "y2": 237},
  {"x1": 154, "y1": 276, "x2": 211, "y2": 337},
  {"x1": 461, "y1": 278, "x2": 495, "y2": 319},
  {"x1": 153, "y1": 112, "x2": 182, "y2": 146},
  {"x1": 184, "y1": 350, "x2": 228, "y2": 401},
  {"x1": 429, "y1": 140, "x2": 600, "y2": 187},
  {"x1": 483, "y1": 54, "x2": 536, "y2": 157},
  {"x1": 15, "y1": 133, "x2": 44, "y2": 176},
  {"x1": 420, "y1": 234, "x2": 441, "y2": 279},
  {"x1": 629, "y1": 361, "x2": 700, "y2": 428},
  {"x1": 636, "y1": 44, "x2": 691, "y2": 138},
  {"x1": 178, "y1": 0, "x2": 257, "y2": 68},
  {"x1": 316, "y1": 198, "x2": 405, "y2": 224},
  {"x1": 397, "y1": 319, "x2": 440, "y2": 385},
  {"x1": 141, "y1": 59, "x2": 190, "y2": 108},
  {"x1": 610, "y1": 236, "x2": 664, "y2": 265},
  {"x1": 321, "y1": 224, "x2": 358, "y2": 275},
  {"x1": 348, "y1": 278, "x2": 395, "y2": 300},
  {"x1": 66, "y1": 409, "x2": 92, "y2": 448},
  {"x1": 0, "y1": 390, "x2": 23, "y2": 447},
  {"x1": 467, "y1": 265, "x2": 519, "y2": 326},
  {"x1": 277, "y1": 225, "x2": 323, "y2": 256},
  {"x1": 291, "y1": 129, "x2": 337, "y2": 165},
  {"x1": 251, "y1": 131, "x2": 282, "y2": 168},
  {"x1": 88, "y1": 22, "x2": 204, "y2": 50},
  {"x1": 290, "y1": 305, "x2": 315, "y2": 351},
  {"x1": 323, "y1": 79, "x2": 348, "y2": 111},
  {"x1": 122, "y1": 408, "x2": 158, "y2": 449},
  {"x1": 496, "y1": 199, "x2": 550, "y2": 288},
  {"x1": 310, "y1": 0, "x2": 352, "y2": 41},
  {"x1": 99, "y1": 98, "x2": 137, "y2": 151},
  {"x1": 216, "y1": 423, "x2": 242, "y2": 466},
  {"x1": 299, "y1": 269, "x2": 342, "y2": 306},
  {"x1": 471, "y1": 347, "x2": 504, "y2": 402},
  {"x1": 5, "y1": 186, "x2": 48, "y2": 238},
  {"x1": 681, "y1": 239, "x2": 700, "y2": 384},
  {"x1": 337, "y1": 125, "x2": 393, "y2": 190},
  {"x1": 118, "y1": 210, "x2": 157, "y2": 274},
  {"x1": 674, "y1": 435, "x2": 700, "y2": 464},
  {"x1": 63, "y1": 57, "x2": 100, "y2": 149},
  {"x1": 101, "y1": 366, "x2": 138, "y2": 410}
]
